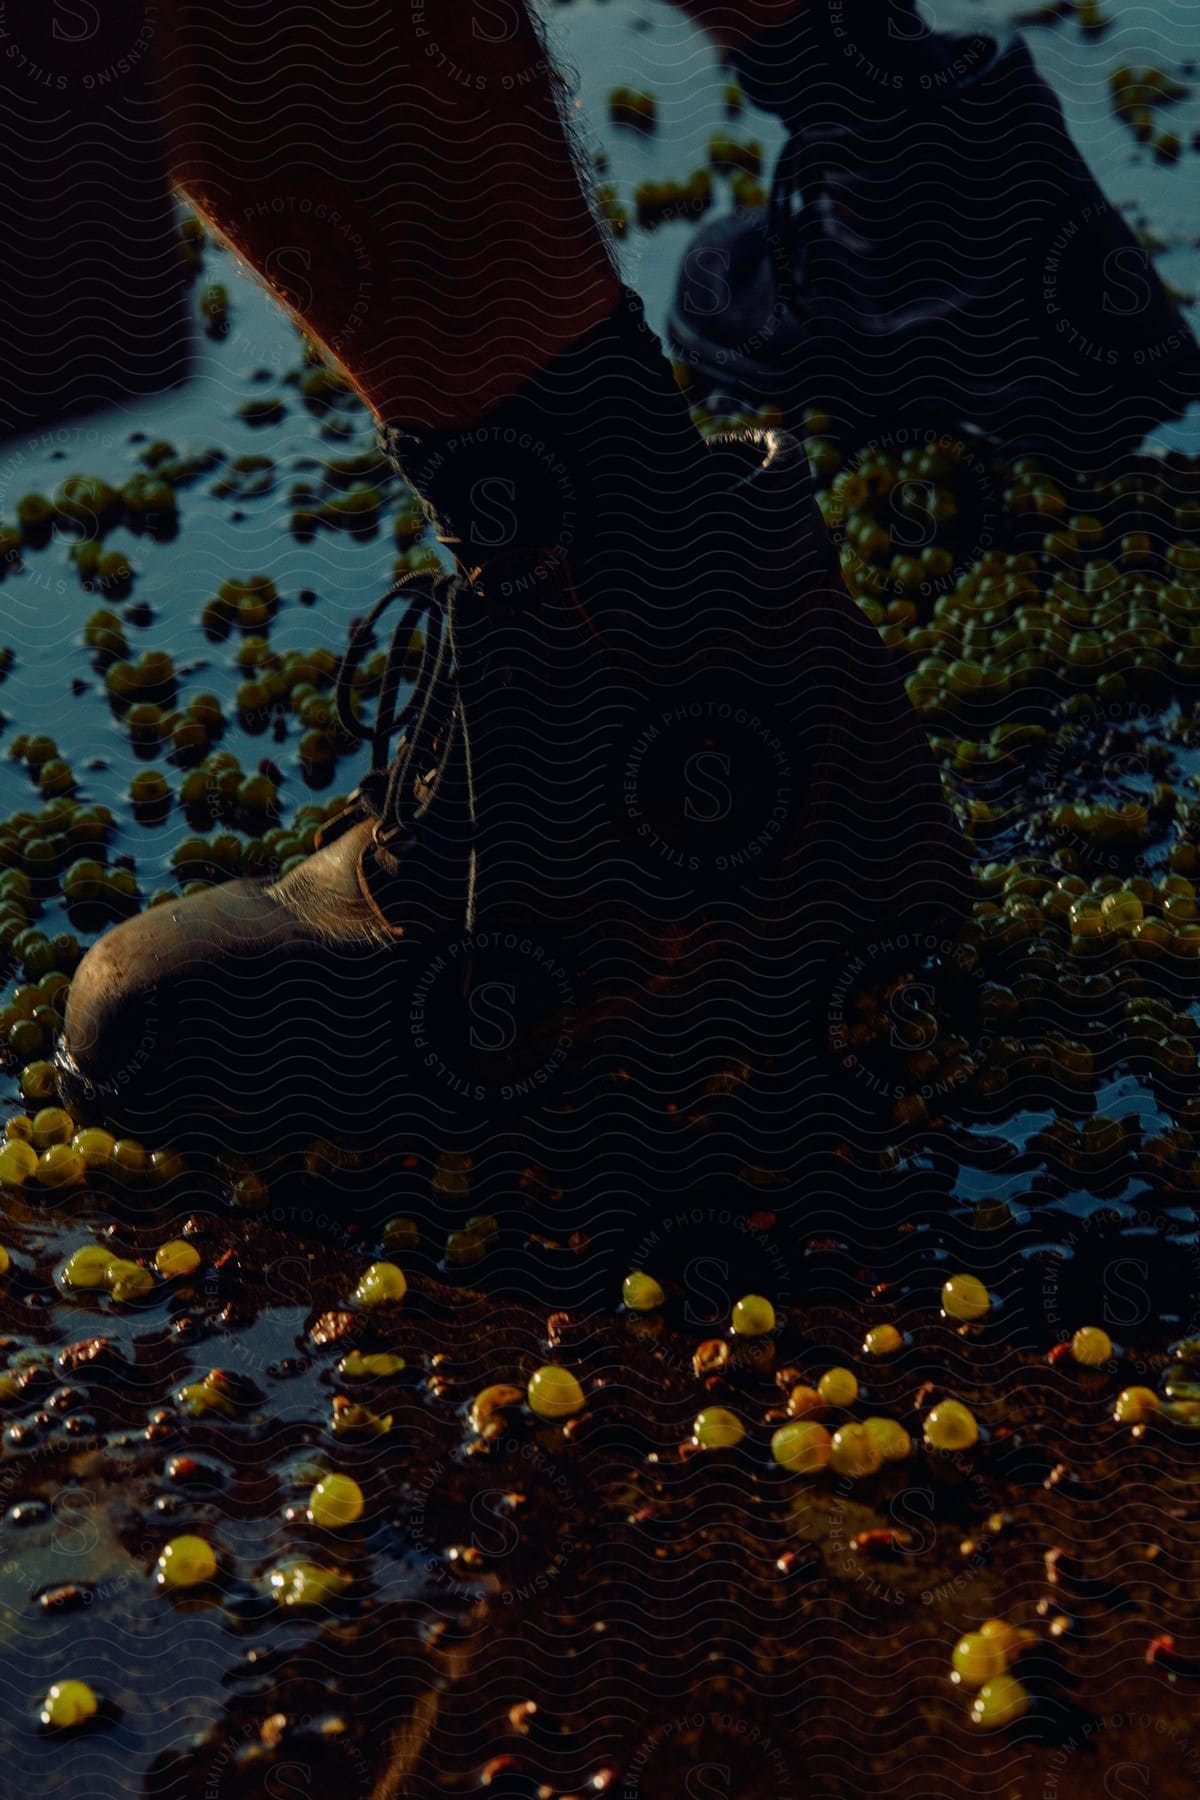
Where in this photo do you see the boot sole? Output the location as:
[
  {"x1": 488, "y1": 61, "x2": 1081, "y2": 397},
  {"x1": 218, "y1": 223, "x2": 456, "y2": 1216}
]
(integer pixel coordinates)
[{"x1": 668, "y1": 301, "x2": 1200, "y2": 472}]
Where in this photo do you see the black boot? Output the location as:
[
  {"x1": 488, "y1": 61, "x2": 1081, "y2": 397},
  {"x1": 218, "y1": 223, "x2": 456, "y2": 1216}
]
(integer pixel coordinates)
[
  {"x1": 58, "y1": 295, "x2": 967, "y2": 1160},
  {"x1": 670, "y1": 29, "x2": 1200, "y2": 465}
]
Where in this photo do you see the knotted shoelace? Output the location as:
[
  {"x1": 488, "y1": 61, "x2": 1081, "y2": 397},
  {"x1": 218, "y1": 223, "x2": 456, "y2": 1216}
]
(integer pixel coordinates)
[{"x1": 333, "y1": 567, "x2": 469, "y2": 852}]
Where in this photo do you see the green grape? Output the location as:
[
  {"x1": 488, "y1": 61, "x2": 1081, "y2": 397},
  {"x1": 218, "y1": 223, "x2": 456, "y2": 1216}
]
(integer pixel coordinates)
[
  {"x1": 138, "y1": 651, "x2": 174, "y2": 689},
  {"x1": 268, "y1": 1561, "x2": 352, "y2": 1609},
  {"x1": 924, "y1": 1400, "x2": 979, "y2": 1451},
  {"x1": 150, "y1": 1149, "x2": 187, "y2": 1185},
  {"x1": 171, "y1": 837, "x2": 212, "y2": 876},
  {"x1": 238, "y1": 596, "x2": 270, "y2": 631},
  {"x1": 71, "y1": 1128, "x2": 115, "y2": 1171},
  {"x1": 201, "y1": 599, "x2": 231, "y2": 638},
  {"x1": 528, "y1": 1365, "x2": 585, "y2": 1421},
  {"x1": 309, "y1": 1474, "x2": 365, "y2": 1529},
  {"x1": 1100, "y1": 889, "x2": 1143, "y2": 933},
  {"x1": 951, "y1": 1631, "x2": 1008, "y2": 1688},
  {"x1": 110, "y1": 1139, "x2": 148, "y2": 1179},
  {"x1": 2, "y1": 1020, "x2": 37, "y2": 1062},
  {"x1": 692, "y1": 1406, "x2": 745, "y2": 1450},
  {"x1": 0, "y1": 1140, "x2": 38, "y2": 1186},
  {"x1": 980, "y1": 1618, "x2": 1027, "y2": 1659},
  {"x1": 63, "y1": 860, "x2": 106, "y2": 905},
  {"x1": 1071, "y1": 1325, "x2": 1113, "y2": 1367},
  {"x1": 30, "y1": 1009, "x2": 58, "y2": 1045},
  {"x1": 130, "y1": 770, "x2": 170, "y2": 808},
  {"x1": 301, "y1": 695, "x2": 335, "y2": 729},
  {"x1": 338, "y1": 1351, "x2": 405, "y2": 1380},
  {"x1": 863, "y1": 1325, "x2": 903, "y2": 1358},
  {"x1": 229, "y1": 1172, "x2": 268, "y2": 1211},
  {"x1": 817, "y1": 1367, "x2": 858, "y2": 1407},
  {"x1": 1113, "y1": 1385, "x2": 1159, "y2": 1423},
  {"x1": 353, "y1": 1262, "x2": 407, "y2": 1306},
  {"x1": 380, "y1": 1216, "x2": 420, "y2": 1252},
  {"x1": 770, "y1": 1421, "x2": 831, "y2": 1474},
  {"x1": 970, "y1": 1674, "x2": 1030, "y2": 1729},
  {"x1": 35, "y1": 1145, "x2": 85, "y2": 1187},
  {"x1": 942, "y1": 1274, "x2": 990, "y2": 1322},
  {"x1": 19, "y1": 935, "x2": 56, "y2": 978},
  {"x1": 126, "y1": 704, "x2": 163, "y2": 746},
  {"x1": 236, "y1": 680, "x2": 267, "y2": 714},
  {"x1": 172, "y1": 720, "x2": 209, "y2": 759},
  {"x1": 155, "y1": 1240, "x2": 201, "y2": 1279},
  {"x1": 444, "y1": 1228, "x2": 484, "y2": 1267},
  {"x1": 862, "y1": 1416, "x2": 911, "y2": 1462},
  {"x1": 40, "y1": 1680, "x2": 98, "y2": 1729},
  {"x1": 175, "y1": 1381, "x2": 235, "y2": 1419},
  {"x1": 179, "y1": 770, "x2": 212, "y2": 812},
  {"x1": 156, "y1": 1535, "x2": 218, "y2": 1589},
  {"x1": 20, "y1": 1061, "x2": 58, "y2": 1105},
  {"x1": 32, "y1": 1107, "x2": 74, "y2": 1149},
  {"x1": 105, "y1": 1259, "x2": 153, "y2": 1303},
  {"x1": 731, "y1": 1294, "x2": 775, "y2": 1337},
  {"x1": 622, "y1": 1271, "x2": 665, "y2": 1313},
  {"x1": 187, "y1": 693, "x2": 224, "y2": 731},
  {"x1": 238, "y1": 775, "x2": 276, "y2": 814},
  {"x1": 829, "y1": 1424, "x2": 884, "y2": 1479},
  {"x1": 23, "y1": 735, "x2": 57, "y2": 769},
  {"x1": 299, "y1": 729, "x2": 335, "y2": 765},
  {"x1": 1069, "y1": 897, "x2": 1107, "y2": 939},
  {"x1": 38, "y1": 760, "x2": 74, "y2": 797},
  {"x1": 61, "y1": 1244, "x2": 115, "y2": 1290},
  {"x1": 38, "y1": 969, "x2": 72, "y2": 1006}
]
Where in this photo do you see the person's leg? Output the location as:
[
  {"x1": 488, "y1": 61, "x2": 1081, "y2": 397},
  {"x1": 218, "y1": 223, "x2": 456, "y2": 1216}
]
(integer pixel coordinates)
[
  {"x1": 60, "y1": 0, "x2": 967, "y2": 1157},
  {"x1": 155, "y1": 0, "x2": 621, "y2": 430},
  {"x1": 667, "y1": 0, "x2": 1200, "y2": 461},
  {"x1": 153, "y1": 0, "x2": 962, "y2": 938},
  {"x1": 154, "y1": 0, "x2": 735, "y2": 665}
]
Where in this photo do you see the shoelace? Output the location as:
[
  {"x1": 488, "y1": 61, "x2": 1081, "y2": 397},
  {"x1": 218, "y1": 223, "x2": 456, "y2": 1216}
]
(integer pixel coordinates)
[
  {"x1": 332, "y1": 551, "x2": 582, "y2": 935},
  {"x1": 333, "y1": 567, "x2": 469, "y2": 860}
]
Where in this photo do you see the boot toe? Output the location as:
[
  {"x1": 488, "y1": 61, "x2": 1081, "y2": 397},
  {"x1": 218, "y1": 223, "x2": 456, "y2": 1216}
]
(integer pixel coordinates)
[
  {"x1": 58, "y1": 879, "x2": 312, "y2": 1150},
  {"x1": 57, "y1": 916, "x2": 165, "y2": 1130}
]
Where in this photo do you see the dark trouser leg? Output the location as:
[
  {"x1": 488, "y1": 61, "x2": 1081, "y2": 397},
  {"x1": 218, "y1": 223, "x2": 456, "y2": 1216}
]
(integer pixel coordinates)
[{"x1": 154, "y1": 0, "x2": 621, "y2": 431}]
